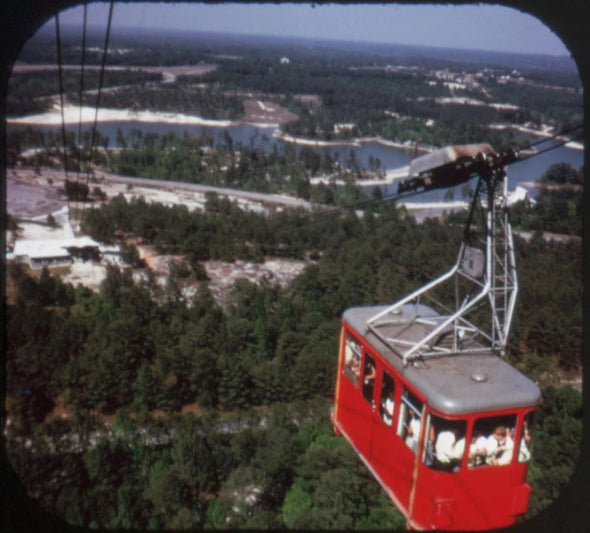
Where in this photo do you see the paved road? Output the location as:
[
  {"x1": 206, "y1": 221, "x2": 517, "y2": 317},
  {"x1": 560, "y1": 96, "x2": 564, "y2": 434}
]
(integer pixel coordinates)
[{"x1": 99, "y1": 172, "x2": 316, "y2": 210}]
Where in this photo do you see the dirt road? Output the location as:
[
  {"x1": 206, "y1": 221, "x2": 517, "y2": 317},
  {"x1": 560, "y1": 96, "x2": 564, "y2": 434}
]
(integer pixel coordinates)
[{"x1": 6, "y1": 167, "x2": 316, "y2": 220}]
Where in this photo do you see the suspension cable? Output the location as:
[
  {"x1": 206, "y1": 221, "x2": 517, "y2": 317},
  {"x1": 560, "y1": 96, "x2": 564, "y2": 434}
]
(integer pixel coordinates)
[
  {"x1": 76, "y1": 3, "x2": 88, "y2": 184},
  {"x1": 514, "y1": 131, "x2": 585, "y2": 164},
  {"x1": 522, "y1": 122, "x2": 584, "y2": 150},
  {"x1": 86, "y1": 0, "x2": 114, "y2": 189},
  {"x1": 54, "y1": 13, "x2": 70, "y2": 211}
]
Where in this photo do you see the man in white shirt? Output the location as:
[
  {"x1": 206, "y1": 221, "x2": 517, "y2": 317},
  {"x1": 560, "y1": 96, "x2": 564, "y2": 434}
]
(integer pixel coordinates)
[
  {"x1": 485, "y1": 426, "x2": 514, "y2": 465},
  {"x1": 468, "y1": 430, "x2": 488, "y2": 467},
  {"x1": 435, "y1": 426, "x2": 464, "y2": 471},
  {"x1": 382, "y1": 392, "x2": 394, "y2": 426},
  {"x1": 405, "y1": 413, "x2": 421, "y2": 452}
]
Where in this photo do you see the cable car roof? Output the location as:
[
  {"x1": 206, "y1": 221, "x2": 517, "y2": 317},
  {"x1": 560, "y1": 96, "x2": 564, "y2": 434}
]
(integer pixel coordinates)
[{"x1": 343, "y1": 305, "x2": 542, "y2": 415}]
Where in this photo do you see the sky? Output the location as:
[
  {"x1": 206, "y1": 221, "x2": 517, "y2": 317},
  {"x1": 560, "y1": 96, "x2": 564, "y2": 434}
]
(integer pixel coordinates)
[{"x1": 48, "y1": 2, "x2": 570, "y2": 57}]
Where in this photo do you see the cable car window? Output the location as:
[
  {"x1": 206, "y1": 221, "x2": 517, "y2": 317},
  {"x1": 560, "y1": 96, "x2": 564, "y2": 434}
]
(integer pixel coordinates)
[
  {"x1": 469, "y1": 414, "x2": 517, "y2": 468},
  {"x1": 379, "y1": 371, "x2": 395, "y2": 426},
  {"x1": 424, "y1": 415, "x2": 467, "y2": 472},
  {"x1": 397, "y1": 388, "x2": 423, "y2": 453},
  {"x1": 362, "y1": 354, "x2": 376, "y2": 404},
  {"x1": 343, "y1": 333, "x2": 361, "y2": 387},
  {"x1": 517, "y1": 412, "x2": 534, "y2": 463}
]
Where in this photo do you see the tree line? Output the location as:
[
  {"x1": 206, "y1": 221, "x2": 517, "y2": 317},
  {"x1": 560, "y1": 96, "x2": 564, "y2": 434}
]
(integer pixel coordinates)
[
  {"x1": 510, "y1": 163, "x2": 583, "y2": 237},
  {"x1": 6, "y1": 70, "x2": 162, "y2": 117}
]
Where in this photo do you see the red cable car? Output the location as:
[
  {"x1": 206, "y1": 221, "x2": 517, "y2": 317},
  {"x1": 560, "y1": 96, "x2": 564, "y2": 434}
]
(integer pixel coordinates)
[{"x1": 332, "y1": 145, "x2": 542, "y2": 530}]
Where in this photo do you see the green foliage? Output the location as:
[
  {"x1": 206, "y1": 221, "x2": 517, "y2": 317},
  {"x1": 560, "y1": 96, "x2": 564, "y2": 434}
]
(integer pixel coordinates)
[
  {"x1": 119, "y1": 242, "x2": 143, "y2": 267},
  {"x1": 5, "y1": 173, "x2": 581, "y2": 528},
  {"x1": 525, "y1": 386, "x2": 582, "y2": 520},
  {"x1": 63, "y1": 180, "x2": 90, "y2": 201},
  {"x1": 511, "y1": 236, "x2": 582, "y2": 370},
  {"x1": 282, "y1": 478, "x2": 313, "y2": 528},
  {"x1": 511, "y1": 165, "x2": 583, "y2": 237},
  {"x1": 540, "y1": 162, "x2": 583, "y2": 185}
]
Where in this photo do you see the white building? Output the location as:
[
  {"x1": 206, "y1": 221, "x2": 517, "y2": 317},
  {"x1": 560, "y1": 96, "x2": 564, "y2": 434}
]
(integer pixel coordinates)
[
  {"x1": 100, "y1": 244, "x2": 124, "y2": 265},
  {"x1": 11, "y1": 237, "x2": 100, "y2": 269}
]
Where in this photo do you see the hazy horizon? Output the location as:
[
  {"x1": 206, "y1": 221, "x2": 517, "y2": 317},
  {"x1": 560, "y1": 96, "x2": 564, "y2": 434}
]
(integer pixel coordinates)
[{"x1": 41, "y1": 3, "x2": 571, "y2": 58}]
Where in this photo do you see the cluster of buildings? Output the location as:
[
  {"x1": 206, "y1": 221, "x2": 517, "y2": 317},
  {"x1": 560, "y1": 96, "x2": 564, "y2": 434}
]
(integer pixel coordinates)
[{"x1": 8, "y1": 237, "x2": 123, "y2": 270}]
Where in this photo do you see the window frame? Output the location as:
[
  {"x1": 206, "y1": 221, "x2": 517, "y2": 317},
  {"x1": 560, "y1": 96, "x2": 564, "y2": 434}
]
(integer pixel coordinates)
[
  {"x1": 361, "y1": 352, "x2": 377, "y2": 405},
  {"x1": 397, "y1": 387, "x2": 424, "y2": 453},
  {"x1": 378, "y1": 370, "x2": 396, "y2": 427},
  {"x1": 468, "y1": 413, "x2": 518, "y2": 469},
  {"x1": 423, "y1": 413, "x2": 467, "y2": 473},
  {"x1": 343, "y1": 333, "x2": 362, "y2": 387}
]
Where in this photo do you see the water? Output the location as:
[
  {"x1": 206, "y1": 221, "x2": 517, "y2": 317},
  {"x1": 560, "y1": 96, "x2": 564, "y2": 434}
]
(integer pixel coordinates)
[{"x1": 8, "y1": 120, "x2": 583, "y2": 203}]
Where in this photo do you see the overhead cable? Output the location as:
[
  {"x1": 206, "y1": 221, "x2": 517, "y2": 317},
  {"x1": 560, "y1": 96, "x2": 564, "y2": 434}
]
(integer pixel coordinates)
[
  {"x1": 54, "y1": 13, "x2": 70, "y2": 192},
  {"x1": 76, "y1": 3, "x2": 88, "y2": 185},
  {"x1": 86, "y1": 1, "x2": 115, "y2": 189}
]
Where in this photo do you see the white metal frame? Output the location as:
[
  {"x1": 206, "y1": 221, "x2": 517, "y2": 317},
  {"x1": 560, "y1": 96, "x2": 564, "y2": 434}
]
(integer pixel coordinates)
[{"x1": 366, "y1": 171, "x2": 518, "y2": 365}]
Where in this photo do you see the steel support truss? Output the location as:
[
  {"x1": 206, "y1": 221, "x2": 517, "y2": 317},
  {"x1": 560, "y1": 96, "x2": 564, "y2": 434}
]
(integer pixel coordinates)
[{"x1": 366, "y1": 166, "x2": 518, "y2": 365}]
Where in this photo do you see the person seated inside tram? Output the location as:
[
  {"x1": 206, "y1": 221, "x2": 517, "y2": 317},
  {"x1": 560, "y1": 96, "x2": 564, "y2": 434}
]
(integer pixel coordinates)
[
  {"x1": 364, "y1": 361, "x2": 376, "y2": 384},
  {"x1": 467, "y1": 429, "x2": 488, "y2": 468},
  {"x1": 345, "y1": 355, "x2": 360, "y2": 383},
  {"x1": 382, "y1": 391, "x2": 394, "y2": 426},
  {"x1": 362, "y1": 360, "x2": 376, "y2": 402},
  {"x1": 435, "y1": 425, "x2": 464, "y2": 472},
  {"x1": 485, "y1": 425, "x2": 514, "y2": 466},
  {"x1": 423, "y1": 424, "x2": 436, "y2": 467},
  {"x1": 518, "y1": 420, "x2": 532, "y2": 462},
  {"x1": 405, "y1": 412, "x2": 421, "y2": 452}
]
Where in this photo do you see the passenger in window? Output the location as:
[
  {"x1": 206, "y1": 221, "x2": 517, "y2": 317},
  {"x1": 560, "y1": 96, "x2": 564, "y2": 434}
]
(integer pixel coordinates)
[
  {"x1": 405, "y1": 412, "x2": 421, "y2": 452},
  {"x1": 435, "y1": 426, "x2": 464, "y2": 472},
  {"x1": 364, "y1": 361, "x2": 376, "y2": 384},
  {"x1": 423, "y1": 425, "x2": 436, "y2": 467},
  {"x1": 362, "y1": 359, "x2": 376, "y2": 403},
  {"x1": 486, "y1": 426, "x2": 514, "y2": 465},
  {"x1": 351, "y1": 358, "x2": 360, "y2": 378},
  {"x1": 382, "y1": 391, "x2": 394, "y2": 426},
  {"x1": 345, "y1": 354, "x2": 360, "y2": 382},
  {"x1": 518, "y1": 420, "x2": 532, "y2": 463},
  {"x1": 467, "y1": 429, "x2": 488, "y2": 467}
]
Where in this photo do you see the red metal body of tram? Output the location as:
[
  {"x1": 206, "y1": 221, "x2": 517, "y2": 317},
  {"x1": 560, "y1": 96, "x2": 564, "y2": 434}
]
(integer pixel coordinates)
[
  {"x1": 332, "y1": 145, "x2": 542, "y2": 530},
  {"x1": 333, "y1": 306, "x2": 540, "y2": 530}
]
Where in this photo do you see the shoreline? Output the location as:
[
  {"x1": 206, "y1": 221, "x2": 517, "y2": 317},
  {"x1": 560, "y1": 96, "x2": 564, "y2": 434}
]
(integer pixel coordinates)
[
  {"x1": 489, "y1": 123, "x2": 584, "y2": 151},
  {"x1": 8, "y1": 105, "x2": 583, "y2": 155},
  {"x1": 8, "y1": 104, "x2": 423, "y2": 153},
  {"x1": 7, "y1": 104, "x2": 278, "y2": 130},
  {"x1": 309, "y1": 166, "x2": 410, "y2": 187}
]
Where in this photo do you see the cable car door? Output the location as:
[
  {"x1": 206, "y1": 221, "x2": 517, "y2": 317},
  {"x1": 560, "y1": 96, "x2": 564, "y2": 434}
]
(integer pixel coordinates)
[{"x1": 370, "y1": 381, "x2": 423, "y2": 514}]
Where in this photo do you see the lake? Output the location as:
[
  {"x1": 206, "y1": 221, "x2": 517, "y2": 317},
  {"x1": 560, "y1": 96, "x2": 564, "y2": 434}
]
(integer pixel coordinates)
[{"x1": 8, "y1": 120, "x2": 583, "y2": 203}]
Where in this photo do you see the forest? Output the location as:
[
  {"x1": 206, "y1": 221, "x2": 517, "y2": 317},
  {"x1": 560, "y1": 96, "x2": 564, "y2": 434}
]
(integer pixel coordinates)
[
  {"x1": 5, "y1": 193, "x2": 583, "y2": 529},
  {"x1": 6, "y1": 69, "x2": 162, "y2": 117},
  {"x1": 510, "y1": 163, "x2": 583, "y2": 237}
]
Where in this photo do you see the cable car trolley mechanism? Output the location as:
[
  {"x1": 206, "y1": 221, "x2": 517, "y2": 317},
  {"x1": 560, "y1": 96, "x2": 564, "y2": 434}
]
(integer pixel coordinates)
[{"x1": 332, "y1": 144, "x2": 541, "y2": 530}]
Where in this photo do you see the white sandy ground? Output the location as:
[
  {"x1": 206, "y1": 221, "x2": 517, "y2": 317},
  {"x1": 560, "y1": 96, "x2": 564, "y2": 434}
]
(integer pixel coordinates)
[
  {"x1": 7, "y1": 165, "x2": 563, "y2": 301},
  {"x1": 7, "y1": 103, "x2": 277, "y2": 129},
  {"x1": 6, "y1": 164, "x2": 469, "y2": 303},
  {"x1": 8, "y1": 213, "x2": 308, "y2": 302},
  {"x1": 310, "y1": 166, "x2": 410, "y2": 187}
]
